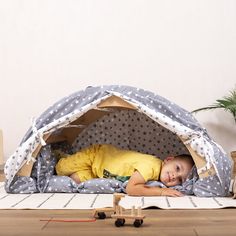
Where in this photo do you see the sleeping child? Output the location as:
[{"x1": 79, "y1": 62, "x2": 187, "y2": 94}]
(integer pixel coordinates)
[{"x1": 55, "y1": 144, "x2": 194, "y2": 197}]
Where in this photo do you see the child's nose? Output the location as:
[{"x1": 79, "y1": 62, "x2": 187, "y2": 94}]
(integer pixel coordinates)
[
  {"x1": 171, "y1": 172, "x2": 181, "y2": 181},
  {"x1": 171, "y1": 173, "x2": 176, "y2": 180}
]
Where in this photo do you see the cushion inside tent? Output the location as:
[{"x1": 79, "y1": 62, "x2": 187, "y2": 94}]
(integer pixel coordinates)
[{"x1": 4, "y1": 86, "x2": 232, "y2": 196}]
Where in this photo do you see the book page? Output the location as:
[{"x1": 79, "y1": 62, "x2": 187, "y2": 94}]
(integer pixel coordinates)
[{"x1": 119, "y1": 195, "x2": 236, "y2": 209}]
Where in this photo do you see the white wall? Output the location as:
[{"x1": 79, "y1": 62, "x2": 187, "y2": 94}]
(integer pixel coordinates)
[{"x1": 0, "y1": 0, "x2": 236, "y2": 161}]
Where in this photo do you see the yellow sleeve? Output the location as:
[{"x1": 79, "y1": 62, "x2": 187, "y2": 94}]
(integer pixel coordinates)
[
  {"x1": 133, "y1": 158, "x2": 162, "y2": 182},
  {"x1": 55, "y1": 154, "x2": 82, "y2": 176}
]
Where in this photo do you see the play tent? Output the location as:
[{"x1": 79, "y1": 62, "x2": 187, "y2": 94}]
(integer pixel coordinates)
[{"x1": 4, "y1": 85, "x2": 232, "y2": 196}]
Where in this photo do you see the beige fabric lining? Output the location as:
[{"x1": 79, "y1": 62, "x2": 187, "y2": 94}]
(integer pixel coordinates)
[{"x1": 181, "y1": 139, "x2": 216, "y2": 178}]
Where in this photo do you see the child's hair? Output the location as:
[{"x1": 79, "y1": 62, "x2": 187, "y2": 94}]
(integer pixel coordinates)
[{"x1": 175, "y1": 154, "x2": 195, "y2": 167}]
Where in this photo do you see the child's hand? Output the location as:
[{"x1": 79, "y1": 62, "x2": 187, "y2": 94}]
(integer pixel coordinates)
[
  {"x1": 161, "y1": 188, "x2": 183, "y2": 197},
  {"x1": 70, "y1": 173, "x2": 81, "y2": 184}
]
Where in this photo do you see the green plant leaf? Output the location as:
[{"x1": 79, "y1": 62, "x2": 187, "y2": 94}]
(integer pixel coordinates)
[{"x1": 192, "y1": 88, "x2": 236, "y2": 122}]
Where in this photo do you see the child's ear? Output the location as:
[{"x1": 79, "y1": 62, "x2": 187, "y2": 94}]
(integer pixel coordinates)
[{"x1": 164, "y1": 156, "x2": 174, "y2": 164}]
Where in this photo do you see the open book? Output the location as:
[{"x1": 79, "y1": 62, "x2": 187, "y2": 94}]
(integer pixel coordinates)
[{"x1": 119, "y1": 195, "x2": 236, "y2": 209}]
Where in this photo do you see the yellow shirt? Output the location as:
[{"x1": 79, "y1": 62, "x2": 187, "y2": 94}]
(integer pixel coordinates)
[{"x1": 56, "y1": 144, "x2": 163, "y2": 183}]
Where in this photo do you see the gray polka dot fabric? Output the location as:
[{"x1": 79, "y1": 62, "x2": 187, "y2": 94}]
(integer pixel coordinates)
[
  {"x1": 73, "y1": 110, "x2": 189, "y2": 159},
  {"x1": 4, "y1": 85, "x2": 232, "y2": 196}
]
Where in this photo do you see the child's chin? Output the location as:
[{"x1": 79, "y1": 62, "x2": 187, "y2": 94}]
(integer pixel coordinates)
[
  {"x1": 161, "y1": 179, "x2": 168, "y2": 186},
  {"x1": 160, "y1": 175, "x2": 169, "y2": 185},
  {"x1": 164, "y1": 182, "x2": 170, "y2": 187}
]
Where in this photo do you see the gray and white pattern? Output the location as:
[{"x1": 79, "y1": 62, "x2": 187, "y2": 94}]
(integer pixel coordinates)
[{"x1": 4, "y1": 85, "x2": 232, "y2": 196}]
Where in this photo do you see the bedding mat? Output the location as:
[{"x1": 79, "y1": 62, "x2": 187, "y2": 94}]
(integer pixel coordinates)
[{"x1": 1, "y1": 182, "x2": 236, "y2": 210}]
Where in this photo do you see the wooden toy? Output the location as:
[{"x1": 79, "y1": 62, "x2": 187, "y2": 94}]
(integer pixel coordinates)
[
  {"x1": 111, "y1": 205, "x2": 145, "y2": 227},
  {"x1": 92, "y1": 193, "x2": 145, "y2": 227},
  {"x1": 92, "y1": 193, "x2": 125, "y2": 219}
]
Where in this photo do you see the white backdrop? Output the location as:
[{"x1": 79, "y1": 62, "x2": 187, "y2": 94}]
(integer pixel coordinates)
[{"x1": 0, "y1": 0, "x2": 235, "y2": 161}]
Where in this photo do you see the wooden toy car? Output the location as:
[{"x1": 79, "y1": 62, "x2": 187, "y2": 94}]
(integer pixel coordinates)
[{"x1": 111, "y1": 205, "x2": 145, "y2": 227}]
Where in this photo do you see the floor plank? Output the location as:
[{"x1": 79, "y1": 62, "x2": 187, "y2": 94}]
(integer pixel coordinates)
[{"x1": 1, "y1": 208, "x2": 236, "y2": 236}]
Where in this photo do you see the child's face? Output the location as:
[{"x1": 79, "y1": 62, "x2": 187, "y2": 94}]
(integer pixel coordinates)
[{"x1": 159, "y1": 157, "x2": 193, "y2": 187}]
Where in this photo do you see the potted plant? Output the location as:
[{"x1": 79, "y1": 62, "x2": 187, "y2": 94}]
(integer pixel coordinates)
[{"x1": 192, "y1": 87, "x2": 236, "y2": 174}]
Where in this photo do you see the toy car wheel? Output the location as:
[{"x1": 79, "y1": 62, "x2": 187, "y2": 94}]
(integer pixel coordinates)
[
  {"x1": 133, "y1": 219, "x2": 142, "y2": 227},
  {"x1": 115, "y1": 219, "x2": 125, "y2": 227},
  {"x1": 97, "y1": 212, "x2": 106, "y2": 219}
]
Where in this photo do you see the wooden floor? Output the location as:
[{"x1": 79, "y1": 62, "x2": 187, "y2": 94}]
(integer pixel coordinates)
[{"x1": 1, "y1": 172, "x2": 236, "y2": 236}]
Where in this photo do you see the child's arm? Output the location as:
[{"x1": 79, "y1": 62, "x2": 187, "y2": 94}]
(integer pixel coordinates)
[
  {"x1": 69, "y1": 173, "x2": 81, "y2": 184},
  {"x1": 126, "y1": 171, "x2": 183, "y2": 197}
]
